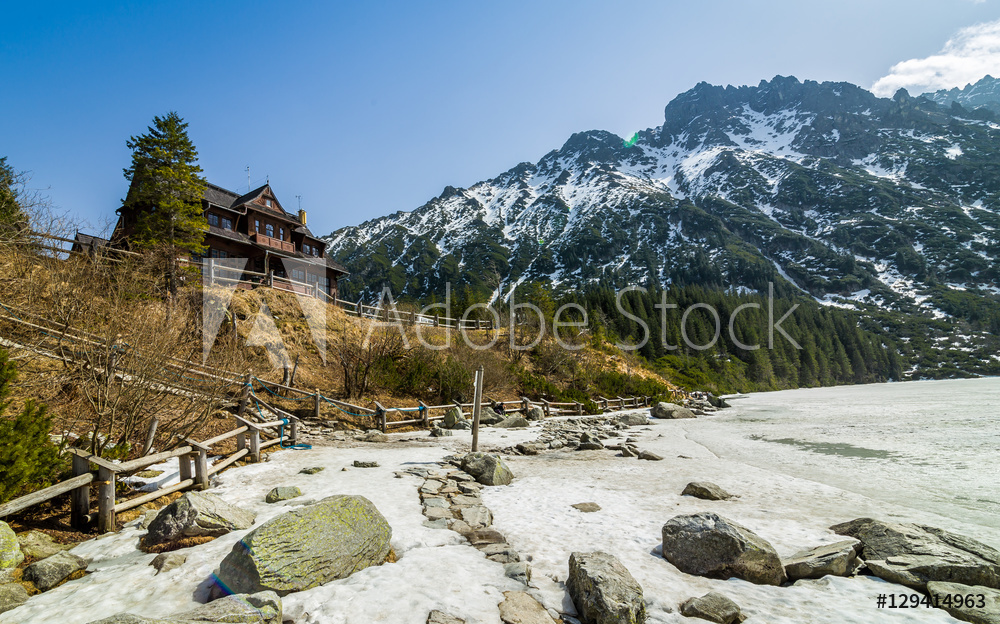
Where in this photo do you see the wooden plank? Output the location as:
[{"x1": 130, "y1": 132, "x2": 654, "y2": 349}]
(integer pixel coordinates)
[
  {"x1": 207, "y1": 448, "x2": 249, "y2": 476},
  {"x1": 260, "y1": 437, "x2": 282, "y2": 449},
  {"x1": 249, "y1": 429, "x2": 261, "y2": 461},
  {"x1": 114, "y1": 479, "x2": 196, "y2": 513},
  {"x1": 197, "y1": 427, "x2": 247, "y2": 448},
  {"x1": 385, "y1": 418, "x2": 423, "y2": 427},
  {"x1": 253, "y1": 377, "x2": 314, "y2": 396},
  {"x1": 0, "y1": 473, "x2": 94, "y2": 518},
  {"x1": 65, "y1": 447, "x2": 120, "y2": 472},
  {"x1": 471, "y1": 367, "x2": 483, "y2": 452},
  {"x1": 116, "y1": 446, "x2": 193, "y2": 473}
]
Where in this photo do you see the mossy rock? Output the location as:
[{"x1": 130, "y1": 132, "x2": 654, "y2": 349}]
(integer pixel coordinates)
[
  {"x1": 215, "y1": 495, "x2": 392, "y2": 596},
  {"x1": 0, "y1": 522, "x2": 23, "y2": 570}
]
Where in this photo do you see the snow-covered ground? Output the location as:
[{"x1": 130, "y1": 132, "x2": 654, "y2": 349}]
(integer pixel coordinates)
[{"x1": 3, "y1": 409, "x2": 975, "y2": 623}]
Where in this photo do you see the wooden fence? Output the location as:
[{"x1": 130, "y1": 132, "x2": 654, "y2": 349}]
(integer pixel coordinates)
[{"x1": 0, "y1": 380, "x2": 298, "y2": 533}]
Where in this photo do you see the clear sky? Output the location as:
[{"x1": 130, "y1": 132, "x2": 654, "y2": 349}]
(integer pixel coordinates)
[{"x1": 2, "y1": 1, "x2": 999, "y2": 238}]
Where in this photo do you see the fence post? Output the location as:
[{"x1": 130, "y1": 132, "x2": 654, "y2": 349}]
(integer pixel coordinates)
[
  {"x1": 71, "y1": 454, "x2": 91, "y2": 529},
  {"x1": 521, "y1": 396, "x2": 530, "y2": 414},
  {"x1": 194, "y1": 446, "x2": 209, "y2": 490},
  {"x1": 268, "y1": 271, "x2": 274, "y2": 288},
  {"x1": 471, "y1": 366, "x2": 484, "y2": 452},
  {"x1": 179, "y1": 452, "x2": 192, "y2": 482},
  {"x1": 374, "y1": 402, "x2": 388, "y2": 433},
  {"x1": 249, "y1": 428, "x2": 261, "y2": 462},
  {"x1": 289, "y1": 418, "x2": 298, "y2": 446},
  {"x1": 236, "y1": 424, "x2": 246, "y2": 452},
  {"x1": 207, "y1": 258, "x2": 215, "y2": 286},
  {"x1": 576, "y1": 402, "x2": 583, "y2": 416},
  {"x1": 419, "y1": 401, "x2": 429, "y2": 428},
  {"x1": 97, "y1": 466, "x2": 116, "y2": 534},
  {"x1": 541, "y1": 399, "x2": 550, "y2": 418},
  {"x1": 314, "y1": 389, "x2": 321, "y2": 420},
  {"x1": 434, "y1": 313, "x2": 440, "y2": 327}
]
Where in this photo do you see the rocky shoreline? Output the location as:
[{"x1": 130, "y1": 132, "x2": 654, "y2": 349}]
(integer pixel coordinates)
[{"x1": 2, "y1": 401, "x2": 998, "y2": 623}]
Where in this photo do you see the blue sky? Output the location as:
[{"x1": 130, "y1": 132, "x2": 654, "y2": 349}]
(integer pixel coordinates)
[{"x1": 2, "y1": 1, "x2": 999, "y2": 237}]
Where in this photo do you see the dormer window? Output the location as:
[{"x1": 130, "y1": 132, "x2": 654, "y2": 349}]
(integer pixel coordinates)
[
  {"x1": 207, "y1": 213, "x2": 220, "y2": 227},
  {"x1": 265, "y1": 223, "x2": 275, "y2": 237},
  {"x1": 222, "y1": 217, "x2": 233, "y2": 230},
  {"x1": 265, "y1": 199, "x2": 272, "y2": 208}
]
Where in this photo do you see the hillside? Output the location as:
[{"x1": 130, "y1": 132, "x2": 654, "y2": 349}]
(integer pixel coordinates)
[{"x1": 324, "y1": 75, "x2": 1000, "y2": 377}]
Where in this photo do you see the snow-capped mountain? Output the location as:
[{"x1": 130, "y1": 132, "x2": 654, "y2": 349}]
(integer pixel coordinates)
[
  {"x1": 324, "y1": 76, "x2": 1000, "y2": 324},
  {"x1": 922, "y1": 75, "x2": 1000, "y2": 114}
]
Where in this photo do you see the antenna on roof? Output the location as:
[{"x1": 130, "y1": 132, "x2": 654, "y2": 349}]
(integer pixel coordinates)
[
  {"x1": 296, "y1": 195, "x2": 302, "y2": 210},
  {"x1": 246, "y1": 166, "x2": 250, "y2": 192}
]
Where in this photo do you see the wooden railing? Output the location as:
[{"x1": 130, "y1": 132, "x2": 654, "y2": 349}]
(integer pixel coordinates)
[
  {"x1": 250, "y1": 232, "x2": 295, "y2": 253},
  {"x1": 0, "y1": 387, "x2": 299, "y2": 533}
]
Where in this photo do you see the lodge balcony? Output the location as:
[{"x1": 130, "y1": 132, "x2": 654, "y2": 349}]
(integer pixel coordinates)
[{"x1": 251, "y1": 232, "x2": 295, "y2": 253}]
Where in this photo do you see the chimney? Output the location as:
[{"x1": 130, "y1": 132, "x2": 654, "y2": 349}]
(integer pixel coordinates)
[{"x1": 298, "y1": 209, "x2": 307, "y2": 225}]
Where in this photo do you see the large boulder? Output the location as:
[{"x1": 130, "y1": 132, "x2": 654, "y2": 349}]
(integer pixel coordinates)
[
  {"x1": 0, "y1": 522, "x2": 23, "y2": 569},
  {"x1": 24, "y1": 550, "x2": 88, "y2": 591},
  {"x1": 215, "y1": 495, "x2": 391, "y2": 596},
  {"x1": 86, "y1": 591, "x2": 281, "y2": 624},
  {"x1": 0, "y1": 583, "x2": 29, "y2": 615},
  {"x1": 617, "y1": 413, "x2": 648, "y2": 426},
  {"x1": 18, "y1": 530, "x2": 72, "y2": 561},
  {"x1": 661, "y1": 512, "x2": 786, "y2": 585},
  {"x1": 783, "y1": 540, "x2": 860, "y2": 581},
  {"x1": 498, "y1": 590, "x2": 557, "y2": 624},
  {"x1": 442, "y1": 407, "x2": 467, "y2": 429},
  {"x1": 142, "y1": 492, "x2": 256, "y2": 550},
  {"x1": 461, "y1": 453, "x2": 514, "y2": 486},
  {"x1": 927, "y1": 581, "x2": 1000, "y2": 624},
  {"x1": 525, "y1": 406, "x2": 545, "y2": 421},
  {"x1": 567, "y1": 551, "x2": 646, "y2": 624},
  {"x1": 177, "y1": 591, "x2": 281, "y2": 623},
  {"x1": 479, "y1": 407, "x2": 504, "y2": 426},
  {"x1": 264, "y1": 486, "x2": 302, "y2": 504},
  {"x1": 679, "y1": 592, "x2": 745, "y2": 624},
  {"x1": 495, "y1": 415, "x2": 530, "y2": 429},
  {"x1": 831, "y1": 518, "x2": 1000, "y2": 590},
  {"x1": 682, "y1": 482, "x2": 735, "y2": 501},
  {"x1": 650, "y1": 402, "x2": 695, "y2": 419}
]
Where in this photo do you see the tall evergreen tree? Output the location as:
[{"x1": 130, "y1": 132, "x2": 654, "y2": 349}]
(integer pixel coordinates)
[
  {"x1": 0, "y1": 156, "x2": 26, "y2": 235},
  {"x1": 122, "y1": 112, "x2": 208, "y2": 295}
]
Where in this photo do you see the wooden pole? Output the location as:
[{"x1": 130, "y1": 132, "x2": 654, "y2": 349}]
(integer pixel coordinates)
[
  {"x1": 237, "y1": 373, "x2": 252, "y2": 419},
  {"x1": 194, "y1": 448, "x2": 209, "y2": 490},
  {"x1": 541, "y1": 399, "x2": 551, "y2": 418},
  {"x1": 576, "y1": 402, "x2": 583, "y2": 416},
  {"x1": 289, "y1": 418, "x2": 298, "y2": 446},
  {"x1": 471, "y1": 366, "x2": 484, "y2": 452},
  {"x1": 314, "y1": 389, "x2": 321, "y2": 420},
  {"x1": 249, "y1": 429, "x2": 261, "y2": 462},
  {"x1": 141, "y1": 417, "x2": 159, "y2": 457},
  {"x1": 419, "y1": 400, "x2": 429, "y2": 428},
  {"x1": 97, "y1": 466, "x2": 116, "y2": 534},
  {"x1": 71, "y1": 454, "x2": 91, "y2": 529}
]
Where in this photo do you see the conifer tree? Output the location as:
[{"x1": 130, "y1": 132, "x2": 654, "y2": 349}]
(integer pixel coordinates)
[
  {"x1": 0, "y1": 156, "x2": 27, "y2": 236},
  {"x1": 0, "y1": 348, "x2": 63, "y2": 503},
  {"x1": 122, "y1": 112, "x2": 208, "y2": 296}
]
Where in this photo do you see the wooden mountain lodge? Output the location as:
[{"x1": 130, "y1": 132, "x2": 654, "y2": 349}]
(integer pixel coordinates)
[{"x1": 81, "y1": 182, "x2": 348, "y2": 299}]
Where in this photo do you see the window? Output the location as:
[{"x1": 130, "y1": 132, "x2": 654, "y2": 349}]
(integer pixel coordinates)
[
  {"x1": 207, "y1": 213, "x2": 220, "y2": 227},
  {"x1": 303, "y1": 244, "x2": 311, "y2": 255},
  {"x1": 265, "y1": 223, "x2": 275, "y2": 237},
  {"x1": 209, "y1": 249, "x2": 229, "y2": 259},
  {"x1": 254, "y1": 219, "x2": 261, "y2": 233},
  {"x1": 221, "y1": 217, "x2": 233, "y2": 230},
  {"x1": 322, "y1": 277, "x2": 331, "y2": 294},
  {"x1": 291, "y1": 268, "x2": 306, "y2": 282},
  {"x1": 265, "y1": 199, "x2": 272, "y2": 207},
  {"x1": 307, "y1": 273, "x2": 318, "y2": 283},
  {"x1": 279, "y1": 227, "x2": 285, "y2": 240}
]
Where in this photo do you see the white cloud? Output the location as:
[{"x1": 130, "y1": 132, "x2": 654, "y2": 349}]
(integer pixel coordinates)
[{"x1": 872, "y1": 19, "x2": 1000, "y2": 97}]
